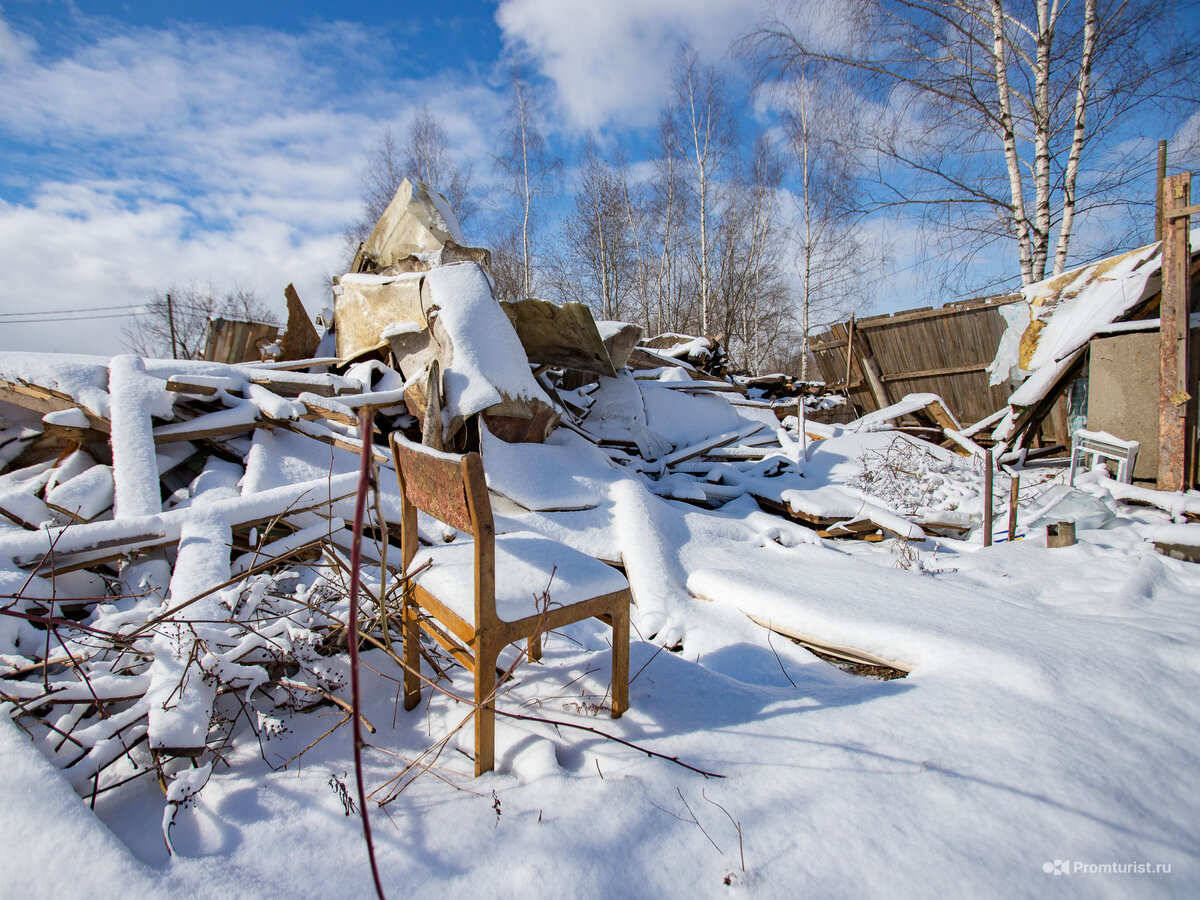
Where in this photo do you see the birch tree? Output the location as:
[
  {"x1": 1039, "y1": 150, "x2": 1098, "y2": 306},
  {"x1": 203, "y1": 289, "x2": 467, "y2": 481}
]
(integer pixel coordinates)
[
  {"x1": 711, "y1": 133, "x2": 792, "y2": 372},
  {"x1": 400, "y1": 107, "x2": 476, "y2": 225},
  {"x1": 493, "y1": 68, "x2": 561, "y2": 299},
  {"x1": 665, "y1": 48, "x2": 735, "y2": 334},
  {"x1": 549, "y1": 139, "x2": 636, "y2": 320},
  {"x1": 781, "y1": 71, "x2": 883, "y2": 378},
  {"x1": 749, "y1": 0, "x2": 1198, "y2": 287}
]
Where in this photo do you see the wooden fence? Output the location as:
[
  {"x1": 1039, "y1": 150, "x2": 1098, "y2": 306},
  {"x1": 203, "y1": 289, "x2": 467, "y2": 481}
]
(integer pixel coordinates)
[
  {"x1": 809, "y1": 294, "x2": 1022, "y2": 428},
  {"x1": 203, "y1": 318, "x2": 281, "y2": 364}
]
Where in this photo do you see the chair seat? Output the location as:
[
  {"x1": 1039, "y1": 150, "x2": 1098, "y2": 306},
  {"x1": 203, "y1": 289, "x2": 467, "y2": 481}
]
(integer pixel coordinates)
[{"x1": 409, "y1": 530, "x2": 628, "y2": 625}]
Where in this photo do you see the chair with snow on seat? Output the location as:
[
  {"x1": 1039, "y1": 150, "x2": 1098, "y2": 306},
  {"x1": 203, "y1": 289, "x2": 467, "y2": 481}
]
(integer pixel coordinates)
[{"x1": 389, "y1": 432, "x2": 631, "y2": 777}]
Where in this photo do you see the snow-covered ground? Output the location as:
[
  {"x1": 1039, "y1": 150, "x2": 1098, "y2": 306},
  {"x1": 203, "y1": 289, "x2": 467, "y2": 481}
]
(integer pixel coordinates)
[{"x1": 4, "y1": 422, "x2": 1198, "y2": 898}]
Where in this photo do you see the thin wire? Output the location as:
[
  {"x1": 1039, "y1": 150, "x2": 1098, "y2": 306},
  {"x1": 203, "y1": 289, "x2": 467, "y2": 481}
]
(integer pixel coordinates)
[
  {"x1": 0, "y1": 302, "x2": 147, "y2": 318},
  {"x1": 0, "y1": 310, "x2": 154, "y2": 325}
]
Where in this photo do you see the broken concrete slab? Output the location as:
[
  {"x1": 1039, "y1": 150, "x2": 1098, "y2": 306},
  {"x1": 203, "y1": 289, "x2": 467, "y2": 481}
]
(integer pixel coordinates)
[
  {"x1": 598, "y1": 321, "x2": 643, "y2": 371},
  {"x1": 500, "y1": 298, "x2": 616, "y2": 378},
  {"x1": 335, "y1": 273, "x2": 427, "y2": 362},
  {"x1": 352, "y1": 179, "x2": 491, "y2": 275}
]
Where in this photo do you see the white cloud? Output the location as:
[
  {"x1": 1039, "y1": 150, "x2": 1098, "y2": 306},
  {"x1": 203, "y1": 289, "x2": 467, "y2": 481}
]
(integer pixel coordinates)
[
  {"x1": 495, "y1": 0, "x2": 774, "y2": 130},
  {"x1": 0, "y1": 13, "x2": 502, "y2": 355},
  {"x1": 0, "y1": 182, "x2": 344, "y2": 354},
  {"x1": 0, "y1": 13, "x2": 33, "y2": 66}
]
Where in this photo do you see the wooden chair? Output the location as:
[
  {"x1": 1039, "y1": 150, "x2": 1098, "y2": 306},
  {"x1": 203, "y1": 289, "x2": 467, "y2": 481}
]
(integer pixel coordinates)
[{"x1": 390, "y1": 433, "x2": 631, "y2": 776}]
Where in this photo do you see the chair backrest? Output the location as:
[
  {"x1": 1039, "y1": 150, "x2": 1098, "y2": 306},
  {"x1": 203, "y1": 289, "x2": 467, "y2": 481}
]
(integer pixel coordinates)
[
  {"x1": 390, "y1": 432, "x2": 497, "y2": 628},
  {"x1": 390, "y1": 433, "x2": 493, "y2": 536}
]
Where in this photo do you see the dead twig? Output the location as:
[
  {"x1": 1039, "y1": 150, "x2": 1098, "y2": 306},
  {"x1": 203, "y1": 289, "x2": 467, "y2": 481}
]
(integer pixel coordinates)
[{"x1": 347, "y1": 408, "x2": 386, "y2": 900}]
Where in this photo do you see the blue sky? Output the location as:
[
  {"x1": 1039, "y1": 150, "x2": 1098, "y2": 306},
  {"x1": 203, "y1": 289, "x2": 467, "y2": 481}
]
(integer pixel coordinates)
[
  {"x1": 2, "y1": 0, "x2": 778, "y2": 354},
  {"x1": 0, "y1": 0, "x2": 1196, "y2": 356}
]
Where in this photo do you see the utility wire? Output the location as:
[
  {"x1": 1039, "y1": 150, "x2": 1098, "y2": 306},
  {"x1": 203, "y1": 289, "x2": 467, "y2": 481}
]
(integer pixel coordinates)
[
  {"x1": 0, "y1": 310, "x2": 154, "y2": 325},
  {"x1": 0, "y1": 302, "x2": 146, "y2": 318},
  {"x1": 0, "y1": 299, "x2": 235, "y2": 324}
]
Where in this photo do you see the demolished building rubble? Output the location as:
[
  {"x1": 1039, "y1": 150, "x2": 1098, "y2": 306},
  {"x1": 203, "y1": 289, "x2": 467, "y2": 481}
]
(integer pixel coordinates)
[{"x1": 3, "y1": 181, "x2": 1200, "y2": 843}]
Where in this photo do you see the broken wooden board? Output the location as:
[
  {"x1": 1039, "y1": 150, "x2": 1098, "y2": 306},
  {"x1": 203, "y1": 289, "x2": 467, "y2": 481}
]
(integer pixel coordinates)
[
  {"x1": 637, "y1": 378, "x2": 744, "y2": 394},
  {"x1": 481, "y1": 403, "x2": 559, "y2": 444},
  {"x1": 165, "y1": 377, "x2": 226, "y2": 397},
  {"x1": 625, "y1": 346, "x2": 704, "y2": 376},
  {"x1": 247, "y1": 370, "x2": 361, "y2": 399},
  {"x1": 743, "y1": 613, "x2": 912, "y2": 674},
  {"x1": 203, "y1": 318, "x2": 281, "y2": 365},
  {"x1": 0, "y1": 378, "x2": 110, "y2": 433},
  {"x1": 851, "y1": 393, "x2": 961, "y2": 433},
  {"x1": 152, "y1": 410, "x2": 262, "y2": 445},
  {"x1": 40, "y1": 408, "x2": 108, "y2": 444},
  {"x1": 661, "y1": 424, "x2": 765, "y2": 467},
  {"x1": 499, "y1": 298, "x2": 617, "y2": 378},
  {"x1": 281, "y1": 284, "x2": 321, "y2": 362},
  {"x1": 16, "y1": 472, "x2": 362, "y2": 576},
  {"x1": 420, "y1": 360, "x2": 443, "y2": 450},
  {"x1": 749, "y1": 488, "x2": 923, "y2": 541},
  {"x1": 248, "y1": 357, "x2": 343, "y2": 371},
  {"x1": 0, "y1": 492, "x2": 57, "y2": 531},
  {"x1": 273, "y1": 419, "x2": 391, "y2": 465}
]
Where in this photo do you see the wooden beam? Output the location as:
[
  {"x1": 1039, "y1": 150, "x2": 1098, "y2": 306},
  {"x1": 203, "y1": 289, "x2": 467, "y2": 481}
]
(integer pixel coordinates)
[
  {"x1": 843, "y1": 313, "x2": 856, "y2": 389},
  {"x1": 880, "y1": 362, "x2": 989, "y2": 382},
  {"x1": 1155, "y1": 140, "x2": 1167, "y2": 242},
  {"x1": 1007, "y1": 474, "x2": 1019, "y2": 542},
  {"x1": 0, "y1": 380, "x2": 110, "y2": 433},
  {"x1": 823, "y1": 379, "x2": 866, "y2": 392},
  {"x1": 862, "y1": 356, "x2": 891, "y2": 409},
  {"x1": 1164, "y1": 203, "x2": 1200, "y2": 220},
  {"x1": 983, "y1": 447, "x2": 994, "y2": 548},
  {"x1": 1159, "y1": 172, "x2": 1192, "y2": 491}
]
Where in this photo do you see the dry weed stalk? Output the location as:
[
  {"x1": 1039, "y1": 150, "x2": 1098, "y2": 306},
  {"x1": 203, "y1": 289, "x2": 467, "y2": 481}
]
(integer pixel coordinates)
[{"x1": 2, "y1": 414, "x2": 723, "y2": 888}]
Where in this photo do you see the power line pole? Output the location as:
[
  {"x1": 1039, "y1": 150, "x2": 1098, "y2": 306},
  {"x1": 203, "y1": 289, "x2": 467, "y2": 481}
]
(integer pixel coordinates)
[{"x1": 166, "y1": 293, "x2": 179, "y2": 359}]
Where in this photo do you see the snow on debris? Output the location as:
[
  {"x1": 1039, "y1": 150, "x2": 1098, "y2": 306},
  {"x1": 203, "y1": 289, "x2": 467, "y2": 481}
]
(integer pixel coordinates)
[{"x1": 3, "y1": 186, "x2": 1200, "y2": 897}]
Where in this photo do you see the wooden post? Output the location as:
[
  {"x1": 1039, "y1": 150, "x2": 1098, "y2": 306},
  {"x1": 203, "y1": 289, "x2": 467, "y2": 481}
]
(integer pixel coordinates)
[
  {"x1": 1155, "y1": 141, "x2": 1167, "y2": 242},
  {"x1": 983, "y1": 448, "x2": 993, "y2": 547},
  {"x1": 843, "y1": 313, "x2": 856, "y2": 390},
  {"x1": 1159, "y1": 172, "x2": 1192, "y2": 491},
  {"x1": 797, "y1": 396, "x2": 808, "y2": 462},
  {"x1": 1007, "y1": 473, "x2": 1019, "y2": 542}
]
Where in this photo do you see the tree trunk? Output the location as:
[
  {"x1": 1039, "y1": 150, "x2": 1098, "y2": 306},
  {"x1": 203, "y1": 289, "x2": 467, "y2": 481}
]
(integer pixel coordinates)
[
  {"x1": 1053, "y1": 0, "x2": 1097, "y2": 276},
  {"x1": 991, "y1": 0, "x2": 1035, "y2": 286}
]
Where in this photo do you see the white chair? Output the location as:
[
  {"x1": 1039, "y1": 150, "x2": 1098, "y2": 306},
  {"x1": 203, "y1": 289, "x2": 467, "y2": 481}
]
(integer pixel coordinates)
[{"x1": 1068, "y1": 429, "x2": 1140, "y2": 485}]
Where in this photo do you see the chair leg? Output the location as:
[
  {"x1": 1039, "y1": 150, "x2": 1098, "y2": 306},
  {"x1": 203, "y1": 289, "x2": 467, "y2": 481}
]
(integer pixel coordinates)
[
  {"x1": 474, "y1": 640, "x2": 497, "y2": 777},
  {"x1": 403, "y1": 599, "x2": 421, "y2": 711},
  {"x1": 610, "y1": 600, "x2": 629, "y2": 718}
]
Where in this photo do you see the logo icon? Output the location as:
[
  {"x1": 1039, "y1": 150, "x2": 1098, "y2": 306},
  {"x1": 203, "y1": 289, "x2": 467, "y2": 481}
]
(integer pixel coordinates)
[{"x1": 1042, "y1": 860, "x2": 1070, "y2": 875}]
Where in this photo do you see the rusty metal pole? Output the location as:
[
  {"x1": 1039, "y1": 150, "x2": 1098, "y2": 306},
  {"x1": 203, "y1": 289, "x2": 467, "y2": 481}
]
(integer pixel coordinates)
[
  {"x1": 1007, "y1": 473, "x2": 1019, "y2": 542},
  {"x1": 1159, "y1": 172, "x2": 1192, "y2": 491}
]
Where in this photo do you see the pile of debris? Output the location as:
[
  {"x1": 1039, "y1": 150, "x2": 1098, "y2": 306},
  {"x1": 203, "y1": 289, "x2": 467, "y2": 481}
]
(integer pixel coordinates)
[{"x1": 15, "y1": 179, "x2": 1192, "y2": 821}]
